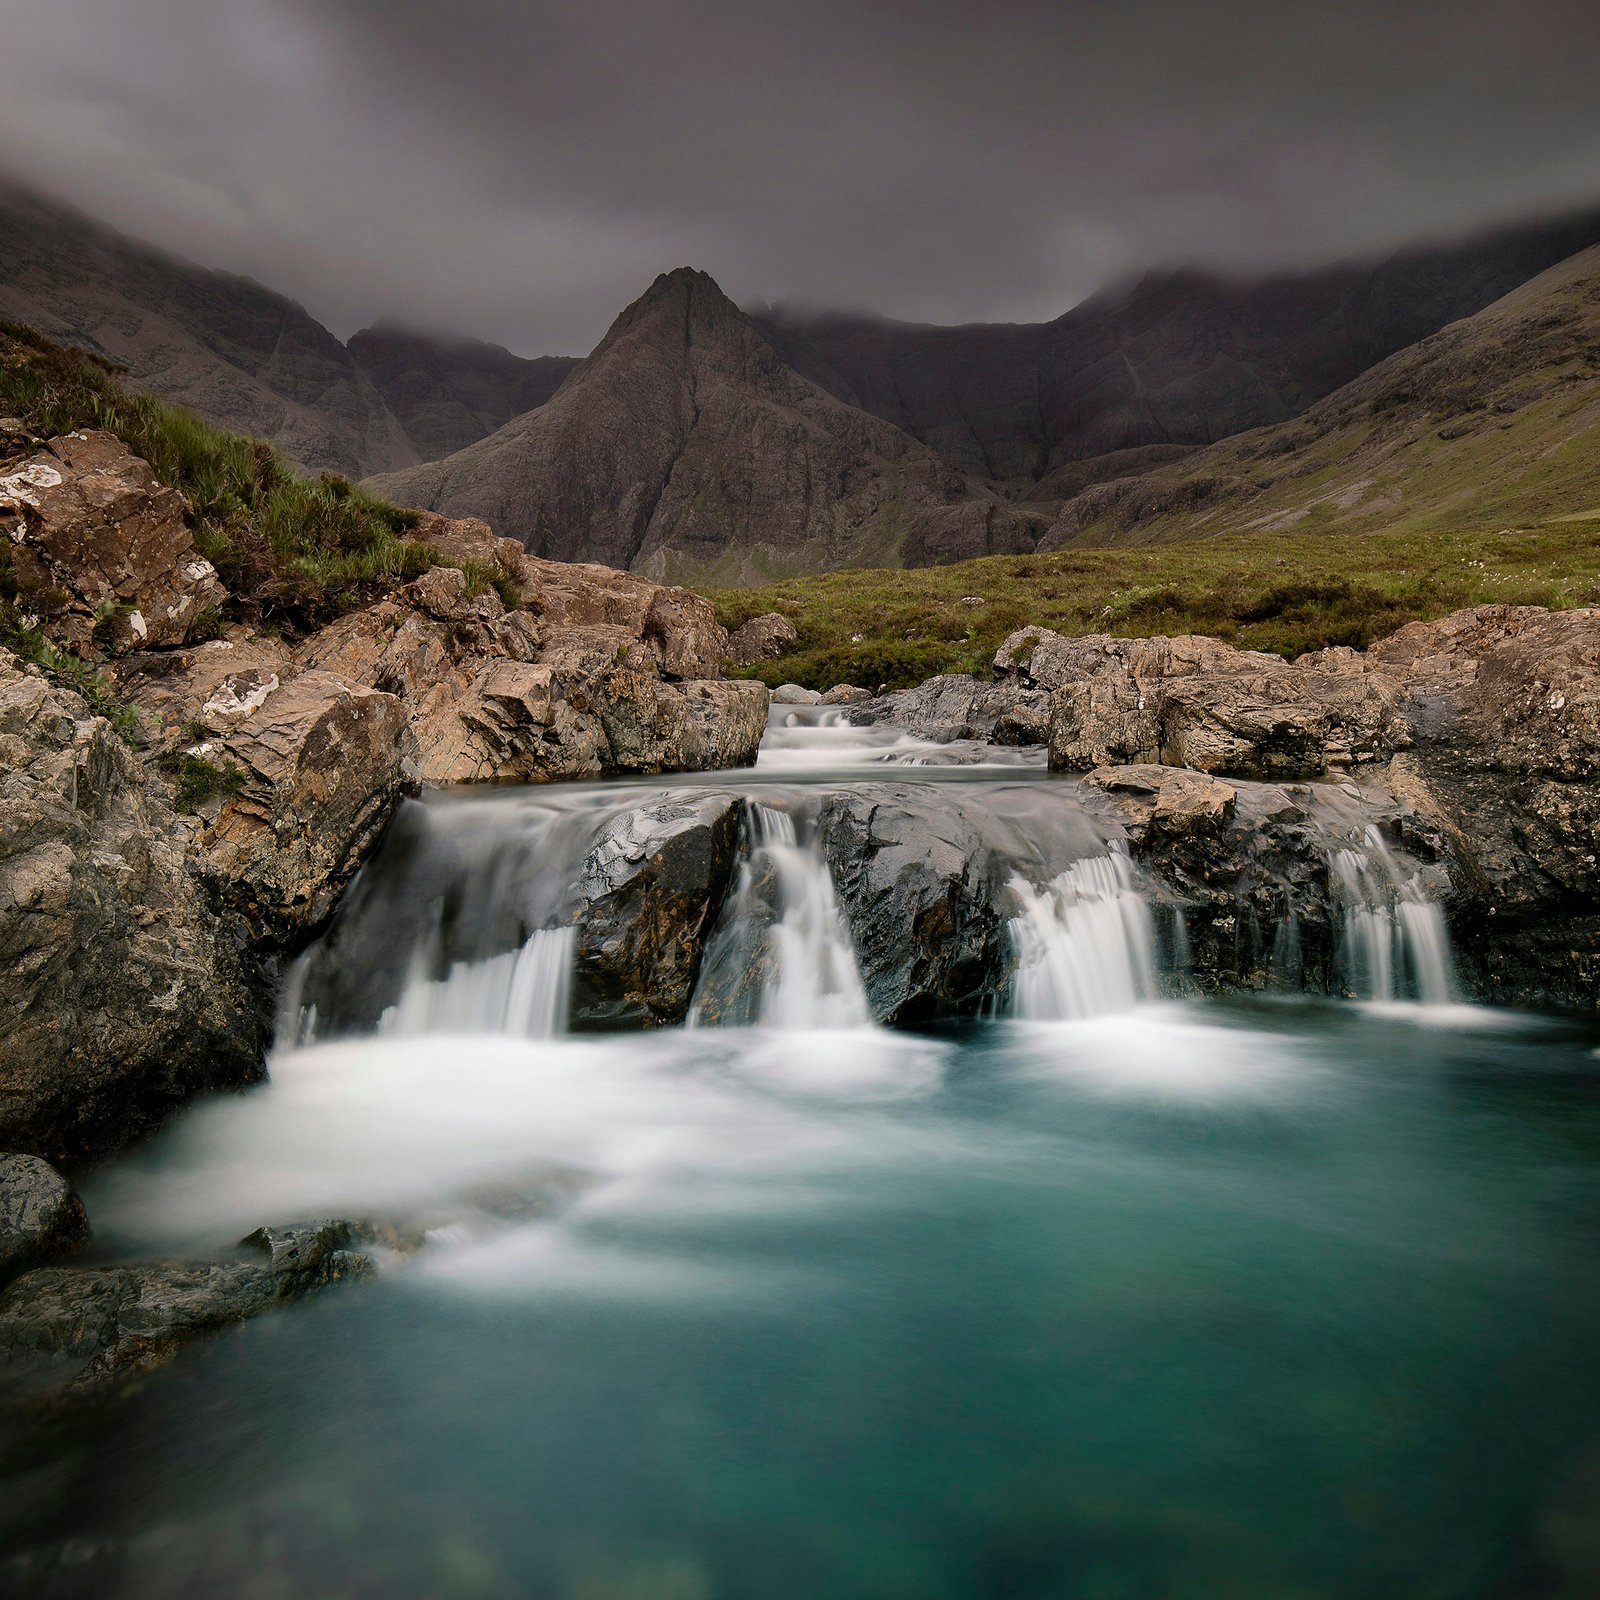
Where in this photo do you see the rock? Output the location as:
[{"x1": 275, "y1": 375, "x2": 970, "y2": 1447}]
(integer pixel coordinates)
[
  {"x1": 1084, "y1": 765, "x2": 1237, "y2": 837},
  {"x1": 729, "y1": 612, "x2": 799, "y2": 667},
  {"x1": 187, "y1": 671, "x2": 419, "y2": 942},
  {"x1": 0, "y1": 1155, "x2": 89, "y2": 1291},
  {"x1": 1034, "y1": 627, "x2": 1408, "y2": 780},
  {"x1": 992, "y1": 702, "x2": 1049, "y2": 746},
  {"x1": 0, "y1": 431, "x2": 226, "y2": 654},
  {"x1": 853, "y1": 672, "x2": 1050, "y2": 742},
  {"x1": 771, "y1": 683, "x2": 822, "y2": 705},
  {"x1": 0, "y1": 649, "x2": 264, "y2": 1162},
  {"x1": 568, "y1": 794, "x2": 745, "y2": 1028},
  {"x1": 0, "y1": 1220, "x2": 374, "y2": 1403},
  {"x1": 819, "y1": 683, "x2": 871, "y2": 705},
  {"x1": 678, "y1": 679, "x2": 769, "y2": 770},
  {"x1": 819, "y1": 786, "x2": 1012, "y2": 1022}
]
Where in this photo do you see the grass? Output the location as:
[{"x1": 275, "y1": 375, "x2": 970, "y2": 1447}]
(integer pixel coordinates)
[
  {"x1": 0, "y1": 321, "x2": 441, "y2": 634},
  {"x1": 708, "y1": 522, "x2": 1600, "y2": 691},
  {"x1": 0, "y1": 320, "x2": 516, "y2": 739},
  {"x1": 171, "y1": 752, "x2": 248, "y2": 812}
]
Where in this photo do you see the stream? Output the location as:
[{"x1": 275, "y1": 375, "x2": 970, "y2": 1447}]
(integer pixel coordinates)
[{"x1": 6, "y1": 707, "x2": 1600, "y2": 1598}]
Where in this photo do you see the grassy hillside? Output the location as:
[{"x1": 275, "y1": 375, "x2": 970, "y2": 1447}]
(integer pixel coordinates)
[{"x1": 710, "y1": 521, "x2": 1600, "y2": 690}]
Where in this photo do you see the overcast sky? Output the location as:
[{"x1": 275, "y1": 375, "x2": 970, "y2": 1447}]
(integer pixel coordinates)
[{"x1": 2, "y1": 0, "x2": 1598, "y2": 355}]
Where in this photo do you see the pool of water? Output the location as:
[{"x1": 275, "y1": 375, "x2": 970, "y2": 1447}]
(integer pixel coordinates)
[{"x1": 8, "y1": 998, "x2": 1600, "y2": 1599}]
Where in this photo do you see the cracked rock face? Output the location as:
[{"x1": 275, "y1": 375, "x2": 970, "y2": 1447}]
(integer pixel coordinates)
[
  {"x1": 568, "y1": 793, "x2": 745, "y2": 1029},
  {"x1": 0, "y1": 649, "x2": 264, "y2": 1162},
  {"x1": 0, "y1": 430, "x2": 226, "y2": 654}
]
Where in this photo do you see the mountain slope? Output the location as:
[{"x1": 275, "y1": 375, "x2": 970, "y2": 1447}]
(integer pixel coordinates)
[
  {"x1": 367, "y1": 269, "x2": 1043, "y2": 583},
  {"x1": 757, "y1": 209, "x2": 1600, "y2": 484},
  {"x1": 1040, "y1": 242, "x2": 1600, "y2": 547},
  {"x1": 0, "y1": 183, "x2": 416, "y2": 478},
  {"x1": 346, "y1": 321, "x2": 580, "y2": 460}
]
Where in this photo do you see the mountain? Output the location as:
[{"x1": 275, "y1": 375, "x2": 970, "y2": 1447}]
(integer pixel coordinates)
[
  {"x1": 756, "y1": 209, "x2": 1600, "y2": 485},
  {"x1": 0, "y1": 183, "x2": 417, "y2": 479},
  {"x1": 366, "y1": 269, "x2": 1043, "y2": 583},
  {"x1": 346, "y1": 321, "x2": 580, "y2": 460},
  {"x1": 1038, "y1": 242, "x2": 1600, "y2": 547}
]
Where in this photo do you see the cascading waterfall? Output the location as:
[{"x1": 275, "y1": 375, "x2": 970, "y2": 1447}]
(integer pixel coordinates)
[
  {"x1": 379, "y1": 927, "x2": 574, "y2": 1039},
  {"x1": 1329, "y1": 826, "x2": 1454, "y2": 1005},
  {"x1": 1007, "y1": 850, "x2": 1159, "y2": 1020},
  {"x1": 691, "y1": 803, "x2": 871, "y2": 1030}
]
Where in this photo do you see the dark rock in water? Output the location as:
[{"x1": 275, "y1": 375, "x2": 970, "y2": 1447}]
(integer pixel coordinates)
[
  {"x1": 0, "y1": 1220, "x2": 374, "y2": 1405},
  {"x1": 819, "y1": 786, "x2": 1012, "y2": 1022},
  {"x1": 569, "y1": 793, "x2": 745, "y2": 1029},
  {"x1": 0, "y1": 1155, "x2": 90, "y2": 1291}
]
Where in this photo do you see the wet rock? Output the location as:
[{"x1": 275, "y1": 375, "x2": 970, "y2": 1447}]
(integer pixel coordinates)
[
  {"x1": 0, "y1": 431, "x2": 226, "y2": 655},
  {"x1": 0, "y1": 1156, "x2": 90, "y2": 1290},
  {"x1": 819, "y1": 786, "x2": 1012, "y2": 1022},
  {"x1": 728, "y1": 612, "x2": 799, "y2": 666},
  {"x1": 771, "y1": 683, "x2": 822, "y2": 705},
  {"x1": 1084, "y1": 765, "x2": 1237, "y2": 837},
  {"x1": 852, "y1": 673, "x2": 1049, "y2": 742},
  {"x1": 0, "y1": 649, "x2": 264, "y2": 1162},
  {"x1": 0, "y1": 1221, "x2": 374, "y2": 1404},
  {"x1": 820, "y1": 683, "x2": 872, "y2": 706},
  {"x1": 569, "y1": 793, "x2": 745, "y2": 1029}
]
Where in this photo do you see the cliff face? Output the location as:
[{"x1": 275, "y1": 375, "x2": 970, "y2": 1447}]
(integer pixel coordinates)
[
  {"x1": 758, "y1": 208, "x2": 1600, "y2": 484},
  {"x1": 367, "y1": 268, "x2": 1044, "y2": 583},
  {"x1": 346, "y1": 322, "x2": 580, "y2": 461},
  {"x1": 0, "y1": 185, "x2": 416, "y2": 478}
]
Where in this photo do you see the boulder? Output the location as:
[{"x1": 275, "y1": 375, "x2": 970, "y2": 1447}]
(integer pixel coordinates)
[
  {"x1": 0, "y1": 1155, "x2": 89, "y2": 1291},
  {"x1": 1031, "y1": 627, "x2": 1407, "y2": 780},
  {"x1": 728, "y1": 612, "x2": 799, "y2": 667},
  {"x1": 0, "y1": 431, "x2": 226, "y2": 654},
  {"x1": 771, "y1": 683, "x2": 822, "y2": 705},
  {"x1": 851, "y1": 672, "x2": 1050, "y2": 742},
  {"x1": 819, "y1": 683, "x2": 872, "y2": 706},
  {"x1": 568, "y1": 794, "x2": 745, "y2": 1029},
  {"x1": 0, "y1": 649, "x2": 264, "y2": 1162},
  {"x1": 0, "y1": 1220, "x2": 373, "y2": 1403},
  {"x1": 819, "y1": 786, "x2": 1012, "y2": 1022},
  {"x1": 992, "y1": 702, "x2": 1049, "y2": 745}
]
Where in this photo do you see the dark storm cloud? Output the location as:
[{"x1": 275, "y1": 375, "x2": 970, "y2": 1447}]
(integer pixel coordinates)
[{"x1": 2, "y1": 0, "x2": 1598, "y2": 354}]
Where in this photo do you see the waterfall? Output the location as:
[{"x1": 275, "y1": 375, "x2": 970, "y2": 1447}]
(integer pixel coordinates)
[
  {"x1": 1328, "y1": 828, "x2": 1453, "y2": 1005},
  {"x1": 1008, "y1": 851, "x2": 1158, "y2": 1020},
  {"x1": 378, "y1": 928, "x2": 575, "y2": 1039},
  {"x1": 692, "y1": 804, "x2": 871, "y2": 1030}
]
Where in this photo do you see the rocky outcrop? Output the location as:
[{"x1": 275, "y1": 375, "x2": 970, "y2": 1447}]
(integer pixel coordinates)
[
  {"x1": 819, "y1": 786, "x2": 1013, "y2": 1022},
  {"x1": 568, "y1": 794, "x2": 745, "y2": 1029},
  {"x1": 728, "y1": 612, "x2": 798, "y2": 666},
  {"x1": 0, "y1": 650, "x2": 264, "y2": 1162},
  {"x1": 0, "y1": 431, "x2": 226, "y2": 655},
  {"x1": 367, "y1": 267, "x2": 1042, "y2": 583},
  {"x1": 0, "y1": 1155, "x2": 89, "y2": 1290},
  {"x1": 1012, "y1": 627, "x2": 1406, "y2": 780},
  {"x1": 850, "y1": 672, "x2": 1050, "y2": 744},
  {"x1": 0, "y1": 1220, "x2": 373, "y2": 1404}
]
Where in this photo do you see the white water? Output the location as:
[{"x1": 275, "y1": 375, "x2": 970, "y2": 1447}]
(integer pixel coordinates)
[
  {"x1": 380, "y1": 927, "x2": 575, "y2": 1039},
  {"x1": 1008, "y1": 851, "x2": 1158, "y2": 1020},
  {"x1": 692, "y1": 804, "x2": 871, "y2": 1030},
  {"x1": 1329, "y1": 827, "x2": 1454, "y2": 1005}
]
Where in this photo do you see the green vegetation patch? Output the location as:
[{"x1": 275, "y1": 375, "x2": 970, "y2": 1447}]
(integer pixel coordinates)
[
  {"x1": 0, "y1": 321, "x2": 436, "y2": 634},
  {"x1": 708, "y1": 524, "x2": 1600, "y2": 691}
]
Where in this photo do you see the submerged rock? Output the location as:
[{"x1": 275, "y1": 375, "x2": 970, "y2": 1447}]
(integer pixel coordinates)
[
  {"x1": 0, "y1": 1155, "x2": 90, "y2": 1291},
  {"x1": 0, "y1": 650, "x2": 264, "y2": 1162},
  {"x1": 568, "y1": 793, "x2": 746, "y2": 1029},
  {"x1": 0, "y1": 1220, "x2": 374, "y2": 1405}
]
